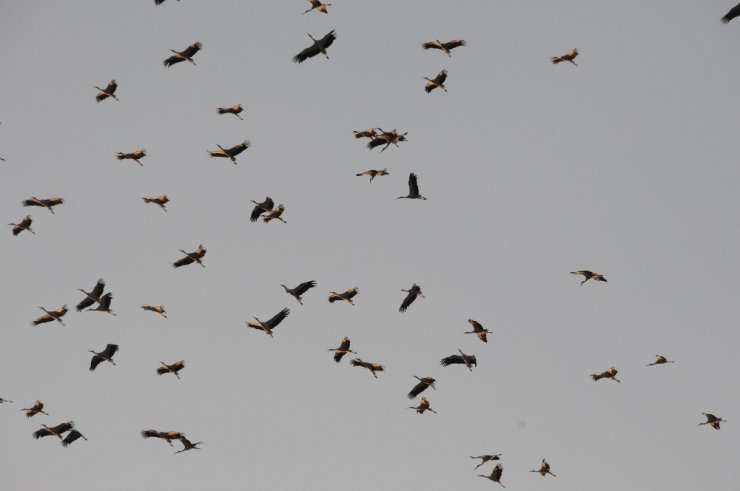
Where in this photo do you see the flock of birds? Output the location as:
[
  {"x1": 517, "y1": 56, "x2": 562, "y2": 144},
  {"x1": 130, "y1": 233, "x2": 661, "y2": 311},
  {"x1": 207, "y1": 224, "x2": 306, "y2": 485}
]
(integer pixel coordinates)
[{"x1": 3, "y1": 0, "x2": 739, "y2": 487}]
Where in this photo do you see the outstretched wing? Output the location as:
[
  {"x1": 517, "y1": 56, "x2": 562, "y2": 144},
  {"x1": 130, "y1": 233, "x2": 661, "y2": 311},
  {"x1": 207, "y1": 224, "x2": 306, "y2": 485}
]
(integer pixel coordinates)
[
  {"x1": 422, "y1": 41, "x2": 441, "y2": 50},
  {"x1": 408, "y1": 381, "x2": 427, "y2": 399},
  {"x1": 294, "y1": 280, "x2": 317, "y2": 295},
  {"x1": 163, "y1": 54, "x2": 183, "y2": 67},
  {"x1": 181, "y1": 42, "x2": 202, "y2": 59},
  {"x1": 722, "y1": 3, "x2": 740, "y2": 23},
  {"x1": 443, "y1": 39, "x2": 465, "y2": 50},
  {"x1": 409, "y1": 173, "x2": 420, "y2": 195},
  {"x1": 90, "y1": 355, "x2": 104, "y2": 371},
  {"x1": 321, "y1": 30, "x2": 336, "y2": 48},
  {"x1": 399, "y1": 290, "x2": 417, "y2": 312},
  {"x1": 61, "y1": 430, "x2": 86, "y2": 447},
  {"x1": 264, "y1": 308, "x2": 290, "y2": 329},
  {"x1": 102, "y1": 344, "x2": 119, "y2": 358},
  {"x1": 293, "y1": 43, "x2": 320, "y2": 63},
  {"x1": 173, "y1": 254, "x2": 195, "y2": 268},
  {"x1": 251, "y1": 197, "x2": 274, "y2": 222},
  {"x1": 441, "y1": 355, "x2": 464, "y2": 366}
]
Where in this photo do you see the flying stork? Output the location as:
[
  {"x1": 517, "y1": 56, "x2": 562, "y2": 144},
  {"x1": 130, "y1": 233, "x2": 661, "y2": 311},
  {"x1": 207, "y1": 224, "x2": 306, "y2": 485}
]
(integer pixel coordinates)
[
  {"x1": 293, "y1": 30, "x2": 336, "y2": 63},
  {"x1": 163, "y1": 42, "x2": 202, "y2": 67}
]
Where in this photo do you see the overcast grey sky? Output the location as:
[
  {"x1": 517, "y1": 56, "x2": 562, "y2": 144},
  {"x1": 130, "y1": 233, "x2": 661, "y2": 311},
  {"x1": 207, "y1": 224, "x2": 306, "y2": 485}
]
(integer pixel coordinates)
[{"x1": 2, "y1": 1, "x2": 740, "y2": 490}]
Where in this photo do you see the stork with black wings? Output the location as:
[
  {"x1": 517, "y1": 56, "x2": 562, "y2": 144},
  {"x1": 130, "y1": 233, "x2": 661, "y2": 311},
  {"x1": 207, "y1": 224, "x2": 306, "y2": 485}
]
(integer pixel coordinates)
[
  {"x1": 399, "y1": 283, "x2": 424, "y2": 312},
  {"x1": 409, "y1": 397, "x2": 436, "y2": 414},
  {"x1": 208, "y1": 140, "x2": 250, "y2": 164},
  {"x1": 141, "y1": 304, "x2": 167, "y2": 318},
  {"x1": 87, "y1": 292, "x2": 116, "y2": 316},
  {"x1": 250, "y1": 197, "x2": 274, "y2": 222},
  {"x1": 304, "y1": 0, "x2": 330, "y2": 14},
  {"x1": 367, "y1": 129, "x2": 407, "y2": 152},
  {"x1": 33, "y1": 305, "x2": 68, "y2": 326},
  {"x1": 552, "y1": 49, "x2": 579, "y2": 66},
  {"x1": 89, "y1": 344, "x2": 119, "y2": 371},
  {"x1": 173, "y1": 244, "x2": 207, "y2": 268},
  {"x1": 21, "y1": 400, "x2": 49, "y2": 418},
  {"x1": 164, "y1": 42, "x2": 202, "y2": 67},
  {"x1": 440, "y1": 350, "x2": 477, "y2": 372},
  {"x1": 157, "y1": 360, "x2": 185, "y2": 379},
  {"x1": 397, "y1": 173, "x2": 426, "y2": 200},
  {"x1": 263, "y1": 204, "x2": 287, "y2": 223},
  {"x1": 33, "y1": 421, "x2": 74, "y2": 440},
  {"x1": 571, "y1": 270, "x2": 606, "y2": 285},
  {"x1": 591, "y1": 366, "x2": 620, "y2": 382},
  {"x1": 95, "y1": 79, "x2": 118, "y2": 102},
  {"x1": 9, "y1": 215, "x2": 34, "y2": 236},
  {"x1": 22, "y1": 197, "x2": 63, "y2": 214},
  {"x1": 530, "y1": 459, "x2": 556, "y2": 477},
  {"x1": 141, "y1": 430, "x2": 186, "y2": 446},
  {"x1": 217, "y1": 103, "x2": 244, "y2": 120},
  {"x1": 699, "y1": 412, "x2": 725, "y2": 430},
  {"x1": 350, "y1": 358, "x2": 384, "y2": 378},
  {"x1": 175, "y1": 436, "x2": 202, "y2": 454},
  {"x1": 479, "y1": 463, "x2": 505, "y2": 487},
  {"x1": 143, "y1": 195, "x2": 169, "y2": 211},
  {"x1": 293, "y1": 30, "x2": 336, "y2": 63},
  {"x1": 246, "y1": 308, "x2": 290, "y2": 337},
  {"x1": 472, "y1": 454, "x2": 502, "y2": 470},
  {"x1": 281, "y1": 280, "x2": 317, "y2": 305},
  {"x1": 408, "y1": 376, "x2": 436, "y2": 399},
  {"x1": 647, "y1": 355, "x2": 674, "y2": 366},
  {"x1": 356, "y1": 168, "x2": 389, "y2": 183},
  {"x1": 424, "y1": 69, "x2": 448, "y2": 93},
  {"x1": 422, "y1": 39, "x2": 465, "y2": 56},
  {"x1": 116, "y1": 149, "x2": 147, "y2": 166},
  {"x1": 328, "y1": 337, "x2": 355, "y2": 363},
  {"x1": 76, "y1": 279, "x2": 106, "y2": 311},
  {"x1": 465, "y1": 319, "x2": 492, "y2": 343},
  {"x1": 329, "y1": 287, "x2": 359, "y2": 306}
]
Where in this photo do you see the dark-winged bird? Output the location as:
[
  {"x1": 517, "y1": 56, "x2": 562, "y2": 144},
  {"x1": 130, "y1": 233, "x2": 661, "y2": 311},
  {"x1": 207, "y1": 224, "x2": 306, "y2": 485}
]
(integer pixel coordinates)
[
  {"x1": 350, "y1": 358, "x2": 384, "y2": 378},
  {"x1": 329, "y1": 287, "x2": 359, "y2": 306},
  {"x1": 293, "y1": 30, "x2": 336, "y2": 63},
  {"x1": 281, "y1": 280, "x2": 317, "y2": 305},
  {"x1": 141, "y1": 304, "x2": 167, "y2": 318},
  {"x1": 328, "y1": 337, "x2": 355, "y2": 362},
  {"x1": 571, "y1": 270, "x2": 606, "y2": 285},
  {"x1": 173, "y1": 244, "x2": 207, "y2": 268},
  {"x1": 465, "y1": 319, "x2": 492, "y2": 343},
  {"x1": 217, "y1": 103, "x2": 244, "y2": 120},
  {"x1": 87, "y1": 292, "x2": 116, "y2": 316},
  {"x1": 9, "y1": 215, "x2": 34, "y2": 236},
  {"x1": 479, "y1": 463, "x2": 504, "y2": 487},
  {"x1": 399, "y1": 284, "x2": 424, "y2": 312},
  {"x1": 353, "y1": 128, "x2": 377, "y2": 139},
  {"x1": 356, "y1": 168, "x2": 389, "y2": 182},
  {"x1": 164, "y1": 42, "x2": 202, "y2": 67},
  {"x1": 422, "y1": 39, "x2": 465, "y2": 56},
  {"x1": 33, "y1": 306, "x2": 68, "y2": 326},
  {"x1": 472, "y1": 455, "x2": 502, "y2": 470},
  {"x1": 116, "y1": 149, "x2": 146, "y2": 166},
  {"x1": 89, "y1": 344, "x2": 119, "y2": 371},
  {"x1": 262, "y1": 204, "x2": 286, "y2": 223},
  {"x1": 424, "y1": 69, "x2": 448, "y2": 93},
  {"x1": 552, "y1": 49, "x2": 579, "y2": 65},
  {"x1": 76, "y1": 278, "x2": 106, "y2": 311},
  {"x1": 530, "y1": 459, "x2": 556, "y2": 477},
  {"x1": 397, "y1": 173, "x2": 426, "y2": 200},
  {"x1": 155, "y1": 0, "x2": 180, "y2": 4},
  {"x1": 141, "y1": 430, "x2": 185, "y2": 446},
  {"x1": 722, "y1": 3, "x2": 740, "y2": 23},
  {"x1": 157, "y1": 361, "x2": 185, "y2": 379},
  {"x1": 22, "y1": 197, "x2": 63, "y2": 214},
  {"x1": 175, "y1": 437, "x2": 202, "y2": 454},
  {"x1": 62, "y1": 430, "x2": 87, "y2": 447},
  {"x1": 246, "y1": 308, "x2": 290, "y2": 337},
  {"x1": 33, "y1": 421, "x2": 74, "y2": 440},
  {"x1": 440, "y1": 350, "x2": 477, "y2": 371},
  {"x1": 591, "y1": 367, "x2": 619, "y2": 382},
  {"x1": 699, "y1": 413, "x2": 725, "y2": 430},
  {"x1": 304, "y1": 0, "x2": 330, "y2": 14},
  {"x1": 95, "y1": 80, "x2": 118, "y2": 102},
  {"x1": 21, "y1": 400, "x2": 48, "y2": 418},
  {"x1": 647, "y1": 355, "x2": 674, "y2": 366},
  {"x1": 250, "y1": 197, "x2": 274, "y2": 222},
  {"x1": 367, "y1": 129, "x2": 407, "y2": 152},
  {"x1": 143, "y1": 195, "x2": 169, "y2": 211},
  {"x1": 409, "y1": 397, "x2": 436, "y2": 414},
  {"x1": 408, "y1": 376, "x2": 436, "y2": 399},
  {"x1": 208, "y1": 141, "x2": 250, "y2": 164}
]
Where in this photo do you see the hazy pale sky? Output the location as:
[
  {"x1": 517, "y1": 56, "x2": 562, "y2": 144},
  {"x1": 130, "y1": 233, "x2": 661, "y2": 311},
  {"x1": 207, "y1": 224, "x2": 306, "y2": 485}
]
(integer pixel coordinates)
[{"x1": 2, "y1": 1, "x2": 740, "y2": 490}]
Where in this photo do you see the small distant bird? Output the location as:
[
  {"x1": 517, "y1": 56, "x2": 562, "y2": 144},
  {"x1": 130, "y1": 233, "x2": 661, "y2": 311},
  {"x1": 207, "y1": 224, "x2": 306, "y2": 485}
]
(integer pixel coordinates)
[
  {"x1": 173, "y1": 244, "x2": 207, "y2": 268},
  {"x1": 465, "y1": 319, "x2": 492, "y2": 343},
  {"x1": 77, "y1": 278, "x2": 106, "y2": 311},
  {"x1": 530, "y1": 459, "x2": 556, "y2": 477},
  {"x1": 33, "y1": 421, "x2": 74, "y2": 440},
  {"x1": 552, "y1": 49, "x2": 579, "y2": 65},
  {"x1": 62, "y1": 430, "x2": 87, "y2": 447},
  {"x1": 591, "y1": 367, "x2": 620, "y2": 382},
  {"x1": 293, "y1": 30, "x2": 336, "y2": 63},
  {"x1": 9, "y1": 215, "x2": 34, "y2": 236},
  {"x1": 571, "y1": 270, "x2": 606, "y2": 285},
  {"x1": 424, "y1": 69, "x2": 448, "y2": 93},
  {"x1": 250, "y1": 197, "x2": 274, "y2": 222},
  {"x1": 141, "y1": 430, "x2": 185, "y2": 446},
  {"x1": 262, "y1": 204, "x2": 286, "y2": 223},
  {"x1": 157, "y1": 360, "x2": 185, "y2": 379},
  {"x1": 175, "y1": 436, "x2": 202, "y2": 454},
  {"x1": 647, "y1": 355, "x2": 674, "y2": 366},
  {"x1": 87, "y1": 292, "x2": 116, "y2": 316},
  {"x1": 217, "y1": 103, "x2": 244, "y2": 120},
  {"x1": 472, "y1": 455, "x2": 502, "y2": 470},
  {"x1": 95, "y1": 80, "x2": 118, "y2": 102},
  {"x1": 155, "y1": 0, "x2": 179, "y2": 4},
  {"x1": 698, "y1": 413, "x2": 725, "y2": 430},
  {"x1": 356, "y1": 168, "x2": 389, "y2": 182},
  {"x1": 409, "y1": 397, "x2": 436, "y2": 414},
  {"x1": 422, "y1": 39, "x2": 466, "y2": 56},
  {"x1": 304, "y1": 0, "x2": 330, "y2": 14},
  {"x1": 116, "y1": 149, "x2": 147, "y2": 166},
  {"x1": 164, "y1": 42, "x2": 202, "y2": 67},
  {"x1": 408, "y1": 376, "x2": 436, "y2": 399},
  {"x1": 246, "y1": 308, "x2": 290, "y2": 337},
  {"x1": 479, "y1": 463, "x2": 505, "y2": 487},
  {"x1": 329, "y1": 287, "x2": 359, "y2": 306},
  {"x1": 367, "y1": 129, "x2": 407, "y2": 152},
  {"x1": 143, "y1": 195, "x2": 169, "y2": 211},
  {"x1": 208, "y1": 141, "x2": 250, "y2": 164},
  {"x1": 397, "y1": 173, "x2": 426, "y2": 200},
  {"x1": 21, "y1": 400, "x2": 48, "y2": 418},
  {"x1": 440, "y1": 350, "x2": 477, "y2": 372},
  {"x1": 89, "y1": 344, "x2": 119, "y2": 371},
  {"x1": 33, "y1": 306, "x2": 68, "y2": 326},
  {"x1": 22, "y1": 197, "x2": 63, "y2": 214},
  {"x1": 399, "y1": 283, "x2": 424, "y2": 312},
  {"x1": 281, "y1": 280, "x2": 317, "y2": 305},
  {"x1": 353, "y1": 128, "x2": 377, "y2": 139},
  {"x1": 721, "y1": 3, "x2": 740, "y2": 23},
  {"x1": 141, "y1": 304, "x2": 167, "y2": 318},
  {"x1": 328, "y1": 337, "x2": 355, "y2": 363},
  {"x1": 0, "y1": 397, "x2": 12, "y2": 404},
  {"x1": 350, "y1": 358, "x2": 385, "y2": 378}
]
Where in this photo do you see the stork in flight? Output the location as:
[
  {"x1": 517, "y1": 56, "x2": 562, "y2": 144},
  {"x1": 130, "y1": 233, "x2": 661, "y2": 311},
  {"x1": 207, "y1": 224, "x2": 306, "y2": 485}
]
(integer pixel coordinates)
[
  {"x1": 399, "y1": 283, "x2": 424, "y2": 312},
  {"x1": 328, "y1": 337, "x2": 355, "y2": 363},
  {"x1": 116, "y1": 149, "x2": 147, "y2": 166},
  {"x1": 281, "y1": 280, "x2": 317, "y2": 305},
  {"x1": 21, "y1": 400, "x2": 49, "y2": 418},
  {"x1": 9, "y1": 215, "x2": 34, "y2": 236},
  {"x1": 89, "y1": 344, "x2": 119, "y2": 371},
  {"x1": 552, "y1": 49, "x2": 579, "y2": 65},
  {"x1": 698, "y1": 413, "x2": 725, "y2": 430},
  {"x1": 571, "y1": 270, "x2": 606, "y2": 285},
  {"x1": 409, "y1": 397, "x2": 437, "y2": 414},
  {"x1": 472, "y1": 454, "x2": 502, "y2": 470},
  {"x1": 422, "y1": 39, "x2": 466, "y2": 56},
  {"x1": 163, "y1": 42, "x2": 202, "y2": 67},
  {"x1": 95, "y1": 80, "x2": 118, "y2": 102},
  {"x1": 329, "y1": 287, "x2": 359, "y2": 306},
  {"x1": 22, "y1": 197, "x2": 63, "y2": 214},
  {"x1": 208, "y1": 141, "x2": 250, "y2": 165},
  {"x1": 530, "y1": 459, "x2": 556, "y2": 477},
  {"x1": 591, "y1": 367, "x2": 620, "y2": 382},
  {"x1": 246, "y1": 308, "x2": 290, "y2": 337},
  {"x1": 350, "y1": 358, "x2": 384, "y2": 378},
  {"x1": 143, "y1": 195, "x2": 169, "y2": 211},
  {"x1": 356, "y1": 168, "x2": 389, "y2": 183},
  {"x1": 397, "y1": 173, "x2": 426, "y2": 200},
  {"x1": 217, "y1": 103, "x2": 244, "y2": 120},
  {"x1": 141, "y1": 304, "x2": 167, "y2": 318},
  {"x1": 157, "y1": 361, "x2": 185, "y2": 379},
  {"x1": 303, "y1": 0, "x2": 330, "y2": 14},
  {"x1": 293, "y1": 30, "x2": 336, "y2": 63},
  {"x1": 173, "y1": 244, "x2": 207, "y2": 268},
  {"x1": 478, "y1": 463, "x2": 505, "y2": 487},
  {"x1": 33, "y1": 306, "x2": 68, "y2": 326},
  {"x1": 465, "y1": 319, "x2": 492, "y2": 343},
  {"x1": 647, "y1": 355, "x2": 674, "y2": 366},
  {"x1": 424, "y1": 69, "x2": 448, "y2": 93},
  {"x1": 408, "y1": 376, "x2": 436, "y2": 399}
]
